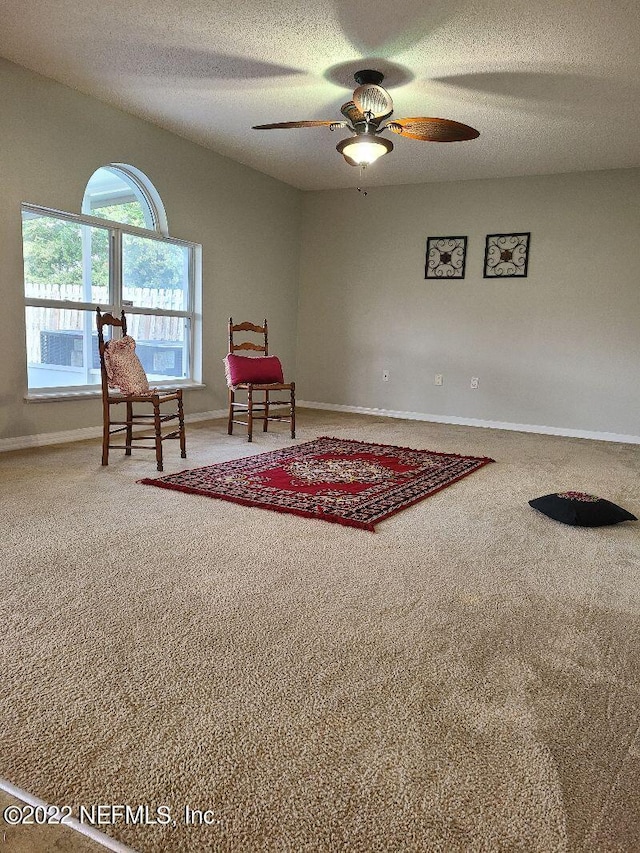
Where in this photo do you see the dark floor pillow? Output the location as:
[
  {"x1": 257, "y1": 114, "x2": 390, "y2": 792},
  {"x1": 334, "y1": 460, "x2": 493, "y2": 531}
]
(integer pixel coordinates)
[{"x1": 529, "y1": 491, "x2": 637, "y2": 527}]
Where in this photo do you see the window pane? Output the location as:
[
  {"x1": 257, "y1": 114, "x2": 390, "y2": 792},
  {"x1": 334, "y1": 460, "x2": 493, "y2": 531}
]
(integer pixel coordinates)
[
  {"x1": 25, "y1": 306, "x2": 104, "y2": 389},
  {"x1": 22, "y1": 211, "x2": 109, "y2": 304},
  {"x1": 84, "y1": 166, "x2": 153, "y2": 229},
  {"x1": 122, "y1": 235, "x2": 189, "y2": 311},
  {"x1": 125, "y1": 314, "x2": 189, "y2": 381}
]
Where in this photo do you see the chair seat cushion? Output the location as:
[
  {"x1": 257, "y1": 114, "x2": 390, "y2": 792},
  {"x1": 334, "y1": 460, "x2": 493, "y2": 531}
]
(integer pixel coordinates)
[
  {"x1": 104, "y1": 335, "x2": 151, "y2": 395},
  {"x1": 224, "y1": 353, "x2": 284, "y2": 386},
  {"x1": 233, "y1": 382, "x2": 292, "y2": 390},
  {"x1": 529, "y1": 491, "x2": 637, "y2": 526}
]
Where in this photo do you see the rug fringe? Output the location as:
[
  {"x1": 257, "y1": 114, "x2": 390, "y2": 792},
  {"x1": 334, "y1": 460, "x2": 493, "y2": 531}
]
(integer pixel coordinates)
[
  {"x1": 317, "y1": 436, "x2": 495, "y2": 462},
  {"x1": 138, "y1": 478, "x2": 376, "y2": 531}
]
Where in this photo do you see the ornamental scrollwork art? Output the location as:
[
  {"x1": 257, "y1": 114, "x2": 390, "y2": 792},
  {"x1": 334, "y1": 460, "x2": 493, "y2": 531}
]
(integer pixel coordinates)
[
  {"x1": 425, "y1": 236, "x2": 468, "y2": 279},
  {"x1": 484, "y1": 232, "x2": 531, "y2": 278}
]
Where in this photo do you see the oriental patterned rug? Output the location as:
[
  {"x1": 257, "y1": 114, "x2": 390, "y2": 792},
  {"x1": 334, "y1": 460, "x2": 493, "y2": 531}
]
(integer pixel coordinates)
[{"x1": 140, "y1": 436, "x2": 494, "y2": 531}]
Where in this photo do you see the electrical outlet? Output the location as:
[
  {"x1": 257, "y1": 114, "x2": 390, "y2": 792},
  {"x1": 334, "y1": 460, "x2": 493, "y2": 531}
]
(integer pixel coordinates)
[
  {"x1": 470, "y1": 377, "x2": 479, "y2": 389},
  {"x1": 434, "y1": 374, "x2": 443, "y2": 386},
  {"x1": 382, "y1": 369, "x2": 390, "y2": 382}
]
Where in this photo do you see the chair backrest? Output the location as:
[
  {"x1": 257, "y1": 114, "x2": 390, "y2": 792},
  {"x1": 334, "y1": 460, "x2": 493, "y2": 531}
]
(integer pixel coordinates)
[
  {"x1": 228, "y1": 318, "x2": 269, "y2": 356},
  {"x1": 96, "y1": 307, "x2": 127, "y2": 395}
]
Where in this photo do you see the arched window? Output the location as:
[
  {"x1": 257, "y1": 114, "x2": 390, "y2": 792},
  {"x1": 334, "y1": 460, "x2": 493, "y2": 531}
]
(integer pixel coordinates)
[
  {"x1": 82, "y1": 164, "x2": 168, "y2": 234},
  {"x1": 22, "y1": 165, "x2": 200, "y2": 396}
]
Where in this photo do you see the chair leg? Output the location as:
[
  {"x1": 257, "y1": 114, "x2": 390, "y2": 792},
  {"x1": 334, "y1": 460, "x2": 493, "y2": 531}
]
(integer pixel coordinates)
[
  {"x1": 290, "y1": 383, "x2": 296, "y2": 439},
  {"x1": 263, "y1": 390, "x2": 269, "y2": 432},
  {"x1": 247, "y1": 387, "x2": 253, "y2": 442},
  {"x1": 102, "y1": 402, "x2": 110, "y2": 466},
  {"x1": 153, "y1": 403, "x2": 163, "y2": 471},
  {"x1": 125, "y1": 401, "x2": 133, "y2": 455},
  {"x1": 178, "y1": 392, "x2": 187, "y2": 459},
  {"x1": 228, "y1": 389, "x2": 234, "y2": 435}
]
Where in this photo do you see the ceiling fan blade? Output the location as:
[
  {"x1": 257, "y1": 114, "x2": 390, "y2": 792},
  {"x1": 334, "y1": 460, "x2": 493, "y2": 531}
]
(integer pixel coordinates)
[
  {"x1": 353, "y1": 84, "x2": 394, "y2": 118},
  {"x1": 387, "y1": 117, "x2": 480, "y2": 141},
  {"x1": 252, "y1": 120, "x2": 337, "y2": 129}
]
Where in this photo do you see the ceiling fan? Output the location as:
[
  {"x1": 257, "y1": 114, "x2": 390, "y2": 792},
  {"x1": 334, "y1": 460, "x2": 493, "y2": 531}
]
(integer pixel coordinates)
[{"x1": 253, "y1": 69, "x2": 480, "y2": 167}]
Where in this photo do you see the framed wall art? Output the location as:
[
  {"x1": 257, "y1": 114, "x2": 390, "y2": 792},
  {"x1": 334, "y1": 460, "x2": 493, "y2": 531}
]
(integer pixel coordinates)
[
  {"x1": 425, "y1": 236, "x2": 468, "y2": 279},
  {"x1": 483, "y1": 232, "x2": 531, "y2": 278}
]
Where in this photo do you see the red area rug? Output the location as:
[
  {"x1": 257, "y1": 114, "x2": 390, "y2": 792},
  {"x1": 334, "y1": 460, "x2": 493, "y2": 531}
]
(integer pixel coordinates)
[{"x1": 140, "y1": 436, "x2": 494, "y2": 531}]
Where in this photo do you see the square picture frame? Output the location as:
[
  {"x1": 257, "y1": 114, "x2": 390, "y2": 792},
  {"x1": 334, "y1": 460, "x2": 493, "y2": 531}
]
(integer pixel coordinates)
[
  {"x1": 484, "y1": 232, "x2": 531, "y2": 278},
  {"x1": 425, "y1": 236, "x2": 468, "y2": 279}
]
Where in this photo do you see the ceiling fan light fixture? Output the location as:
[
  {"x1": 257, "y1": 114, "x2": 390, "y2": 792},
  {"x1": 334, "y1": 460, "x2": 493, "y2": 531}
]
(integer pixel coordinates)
[{"x1": 336, "y1": 134, "x2": 393, "y2": 166}]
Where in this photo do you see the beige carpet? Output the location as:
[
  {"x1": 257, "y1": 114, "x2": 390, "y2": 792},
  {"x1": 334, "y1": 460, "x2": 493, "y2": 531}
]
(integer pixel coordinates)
[
  {"x1": 1, "y1": 409, "x2": 639, "y2": 853},
  {"x1": 0, "y1": 790, "x2": 106, "y2": 852}
]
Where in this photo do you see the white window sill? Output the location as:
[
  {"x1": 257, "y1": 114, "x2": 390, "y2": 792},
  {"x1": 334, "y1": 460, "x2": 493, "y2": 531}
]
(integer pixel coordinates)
[{"x1": 25, "y1": 382, "x2": 206, "y2": 403}]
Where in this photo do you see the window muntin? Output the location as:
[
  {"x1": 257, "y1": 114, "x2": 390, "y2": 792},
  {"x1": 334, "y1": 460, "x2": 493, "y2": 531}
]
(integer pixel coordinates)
[{"x1": 22, "y1": 204, "x2": 198, "y2": 394}]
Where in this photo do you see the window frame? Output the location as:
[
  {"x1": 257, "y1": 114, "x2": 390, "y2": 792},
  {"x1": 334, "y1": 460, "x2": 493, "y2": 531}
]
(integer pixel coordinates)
[{"x1": 22, "y1": 202, "x2": 201, "y2": 400}]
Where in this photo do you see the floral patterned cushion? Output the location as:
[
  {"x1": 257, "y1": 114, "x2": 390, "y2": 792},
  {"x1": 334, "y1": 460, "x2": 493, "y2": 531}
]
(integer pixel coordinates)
[
  {"x1": 104, "y1": 336, "x2": 151, "y2": 395},
  {"x1": 529, "y1": 492, "x2": 637, "y2": 527}
]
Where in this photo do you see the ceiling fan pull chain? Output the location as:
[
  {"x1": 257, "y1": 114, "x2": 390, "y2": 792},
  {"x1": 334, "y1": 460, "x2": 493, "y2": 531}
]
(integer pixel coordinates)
[{"x1": 356, "y1": 164, "x2": 368, "y2": 196}]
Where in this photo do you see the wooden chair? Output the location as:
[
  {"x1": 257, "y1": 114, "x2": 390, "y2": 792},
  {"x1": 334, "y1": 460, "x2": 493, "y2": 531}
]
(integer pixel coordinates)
[
  {"x1": 96, "y1": 308, "x2": 186, "y2": 471},
  {"x1": 226, "y1": 318, "x2": 295, "y2": 443}
]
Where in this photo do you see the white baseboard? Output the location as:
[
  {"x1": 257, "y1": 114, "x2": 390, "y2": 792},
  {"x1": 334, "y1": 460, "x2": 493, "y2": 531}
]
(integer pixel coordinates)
[
  {"x1": 298, "y1": 400, "x2": 640, "y2": 445},
  {"x1": 0, "y1": 410, "x2": 227, "y2": 453},
  {"x1": 3, "y1": 403, "x2": 639, "y2": 451}
]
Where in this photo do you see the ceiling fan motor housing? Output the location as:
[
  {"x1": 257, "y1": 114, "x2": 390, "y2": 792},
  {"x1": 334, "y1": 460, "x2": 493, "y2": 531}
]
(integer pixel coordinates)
[{"x1": 352, "y1": 71, "x2": 394, "y2": 120}]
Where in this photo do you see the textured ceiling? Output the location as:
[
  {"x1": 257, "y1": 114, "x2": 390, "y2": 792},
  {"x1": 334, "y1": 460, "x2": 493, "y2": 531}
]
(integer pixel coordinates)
[{"x1": 1, "y1": 0, "x2": 639, "y2": 190}]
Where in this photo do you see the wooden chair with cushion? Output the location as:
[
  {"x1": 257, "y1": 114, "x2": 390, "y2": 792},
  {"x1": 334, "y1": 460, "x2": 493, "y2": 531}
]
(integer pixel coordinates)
[
  {"x1": 225, "y1": 317, "x2": 295, "y2": 443},
  {"x1": 96, "y1": 307, "x2": 186, "y2": 471}
]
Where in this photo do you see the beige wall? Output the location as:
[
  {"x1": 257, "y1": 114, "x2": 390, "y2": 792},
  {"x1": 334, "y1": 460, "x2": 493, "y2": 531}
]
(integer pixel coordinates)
[
  {"x1": 2, "y1": 55, "x2": 639, "y2": 444},
  {"x1": 0, "y1": 58, "x2": 302, "y2": 440},
  {"x1": 297, "y1": 169, "x2": 640, "y2": 437}
]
